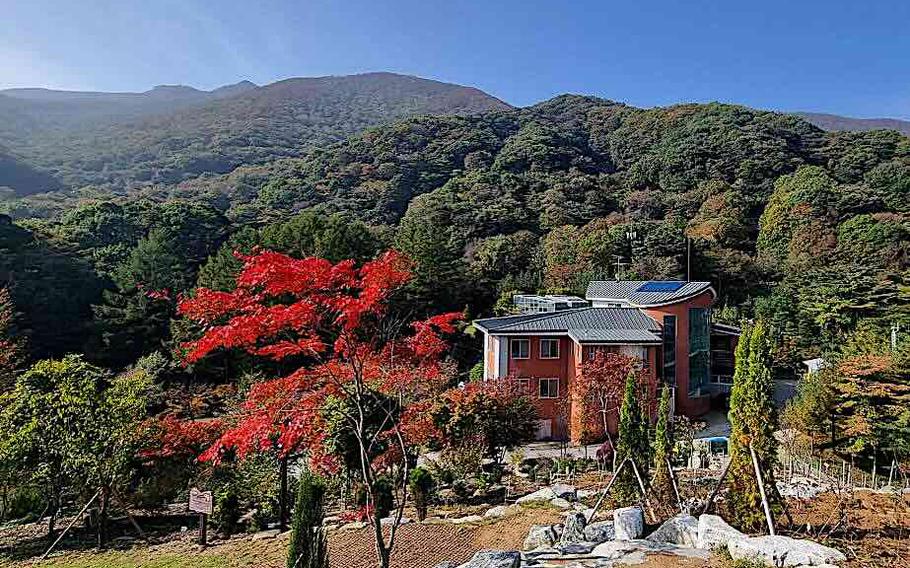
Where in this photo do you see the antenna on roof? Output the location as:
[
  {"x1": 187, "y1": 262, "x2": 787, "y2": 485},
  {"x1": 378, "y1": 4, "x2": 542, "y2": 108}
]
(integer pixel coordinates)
[{"x1": 611, "y1": 255, "x2": 628, "y2": 280}]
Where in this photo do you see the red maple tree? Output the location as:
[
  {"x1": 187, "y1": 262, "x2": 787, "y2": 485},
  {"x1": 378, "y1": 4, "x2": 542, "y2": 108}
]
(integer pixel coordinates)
[
  {"x1": 577, "y1": 351, "x2": 643, "y2": 462},
  {"x1": 175, "y1": 250, "x2": 460, "y2": 568}
]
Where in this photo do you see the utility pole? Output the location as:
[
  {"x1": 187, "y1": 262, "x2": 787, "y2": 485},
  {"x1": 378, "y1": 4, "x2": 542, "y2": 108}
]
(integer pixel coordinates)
[{"x1": 686, "y1": 237, "x2": 692, "y2": 282}]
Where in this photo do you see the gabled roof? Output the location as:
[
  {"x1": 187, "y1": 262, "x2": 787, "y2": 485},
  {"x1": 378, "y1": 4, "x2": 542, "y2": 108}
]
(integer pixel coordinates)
[
  {"x1": 474, "y1": 307, "x2": 662, "y2": 344},
  {"x1": 586, "y1": 280, "x2": 714, "y2": 307}
]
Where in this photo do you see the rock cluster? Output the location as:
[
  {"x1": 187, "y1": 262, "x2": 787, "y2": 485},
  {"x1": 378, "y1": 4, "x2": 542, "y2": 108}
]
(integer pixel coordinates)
[{"x1": 436, "y1": 483, "x2": 846, "y2": 568}]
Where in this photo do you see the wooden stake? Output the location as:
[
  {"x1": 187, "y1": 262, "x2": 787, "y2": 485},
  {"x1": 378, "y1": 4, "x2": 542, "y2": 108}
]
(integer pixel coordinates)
[
  {"x1": 666, "y1": 458, "x2": 683, "y2": 513},
  {"x1": 40, "y1": 489, "x2": 102, "y2": 561},
  {"x1": 111, "y1": 489, "x2": 147, "y2": 541},
  {"x1": 701, "y1": 459, "x2": 731, "y2": 515},
  {"x1": 749, "y1": 444, "x2": 775, "y2": 536},
  {"x1": 589, "y1": 458, "x2": 629, "y2": 522},
  {"x1": 768, "y1": 475, "x2": 794, "y2": 528},
  {"x1": 198, "y1": 513, "x2": 208, "y2": 547},
  {"x1": 629, "y1": 459, "x2": 656, "y2": 522}
]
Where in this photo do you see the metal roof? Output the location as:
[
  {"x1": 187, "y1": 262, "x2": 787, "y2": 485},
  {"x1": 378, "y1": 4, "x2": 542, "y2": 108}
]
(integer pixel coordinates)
[
  {"x1": 568, "y1": 329, "x2": 662, "y2": 344},
  {"x1": 474, "y1": 307, "x2": 662, "y2": 343},
  {"x1": 586, "y1": 280, "x2": 714, "y2": 307}
]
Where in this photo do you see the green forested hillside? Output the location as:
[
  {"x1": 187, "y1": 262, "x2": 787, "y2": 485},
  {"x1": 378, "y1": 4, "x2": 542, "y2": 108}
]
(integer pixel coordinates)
[
  {"x1": 1, "y1": 94, "x2": 908, "y2": 377},
  {"x1": 0, "y1": 73, "x2": 510, "y2": 196}
]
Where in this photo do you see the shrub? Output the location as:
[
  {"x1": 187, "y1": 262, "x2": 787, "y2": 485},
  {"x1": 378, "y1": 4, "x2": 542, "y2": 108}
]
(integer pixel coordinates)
[
  {"x1": 287, "y1": 471, "x2": 328, "y2": 568},
  {"x1": 439, "y1": 441, "x2": 485, "y2": 480},
  {"x1": 372, "y1": 476, "x2": 394, "y2": 520},
  {"x1": 0, "y1": 484, "x2": 43, "y2": 521},
  {"x1": 212, "y1": 488, "x2": 240, "y2": 535},
  {"x1": 408, "y1": 467, "x2": 434, "y2": 521}
]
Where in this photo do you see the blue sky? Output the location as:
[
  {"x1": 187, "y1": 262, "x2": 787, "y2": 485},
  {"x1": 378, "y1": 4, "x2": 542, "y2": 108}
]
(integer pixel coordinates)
[{"x1": 3, "y1": 0, "x2": 909, "y2": 118}]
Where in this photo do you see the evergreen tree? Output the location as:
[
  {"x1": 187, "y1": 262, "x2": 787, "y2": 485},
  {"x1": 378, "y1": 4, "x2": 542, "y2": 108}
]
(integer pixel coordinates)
[
  {"x1": 615, "y1": 369, "x2": 650, "y2": 505},
  {"x1": 408, "y1": 467, "x2": 434, "y2": 522},
  {"x1": 727, "y1": 321, "x2": 778, "y2": 532},
  {"x1": 287, "y1": 471, "x2": 328, "y2": 568},
  {"x1": 650, "y1": 384, "x2": 674, "y2": 509},
  {"x1": 0, "y1": 287, "x2": 24, "y2": 390},
  {"x1": 93, "y1": 229, "x2": 188, "y2": 366}
]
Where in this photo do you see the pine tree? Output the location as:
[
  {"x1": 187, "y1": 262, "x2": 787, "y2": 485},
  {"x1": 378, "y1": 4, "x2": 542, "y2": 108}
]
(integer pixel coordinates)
[
  {"x1": 650, "y1": 384, "x2": 675, "y2": 510},
  {"x1": 0, "y1": 287, "x2": 25, "y2": 390},
  {"x1": 287, "y1": 471, "x2": 328, "y2": 568},
  {"x1": 727, "y1": 321, "x2": 778, "y2": 532},
  {"x1": 616, "y1": 369, "x2": 649, "y2": 505}
]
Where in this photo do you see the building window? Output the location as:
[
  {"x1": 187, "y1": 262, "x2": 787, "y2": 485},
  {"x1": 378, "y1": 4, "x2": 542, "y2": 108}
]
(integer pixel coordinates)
[
  {"x1": 538, "y1": 378, "x2": 560, "y2": 399},
  {"x1": 510, "y1": 338, "x2": 530, "y2": 359},
  {"x1": 689, "y1": 308, "x2": 711, "y2": 395},
  {"x1": 516, "y1": 377, "x2": 532, "y2": 394},
  {"x1": 539, "y1": 338, "x2": 560, "y2": 359},
  {"x1": 663, "y1": 315, "x2": 676, "y2": 385},
  {"x1": 586, "y1": 345, "x2": 618, "y2": 360}
]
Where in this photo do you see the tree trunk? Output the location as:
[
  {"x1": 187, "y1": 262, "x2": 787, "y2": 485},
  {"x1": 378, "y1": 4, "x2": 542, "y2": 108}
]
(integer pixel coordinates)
[
  {"x1": 279, "y1": 456, "x2": 289, "y2": 531},
  {"x1": 97, "y1": 487, "x2": 110, "y2": 550},
  {"x1": 600, "y1": 407, "x2": 618, "y2": 472},
  {"x1": 46, "y1": 491, "x2": 59, "y2": 541}
]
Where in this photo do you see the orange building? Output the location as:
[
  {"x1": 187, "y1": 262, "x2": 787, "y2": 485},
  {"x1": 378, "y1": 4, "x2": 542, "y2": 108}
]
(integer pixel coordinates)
[{"x1": 473, "y1": 281, "x2": 739, "y2": 443}]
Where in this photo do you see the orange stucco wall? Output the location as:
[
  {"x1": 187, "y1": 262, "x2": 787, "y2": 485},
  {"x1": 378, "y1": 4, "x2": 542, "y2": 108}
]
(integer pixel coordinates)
[{"x1": 504, "y1": 335, "x2": 659, "y2": 443}]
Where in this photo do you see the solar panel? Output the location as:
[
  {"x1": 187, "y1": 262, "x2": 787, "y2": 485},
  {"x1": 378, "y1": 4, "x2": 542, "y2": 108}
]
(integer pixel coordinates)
[{"x1": 636, "y1": 281, "x2": 686, "y2": 293}]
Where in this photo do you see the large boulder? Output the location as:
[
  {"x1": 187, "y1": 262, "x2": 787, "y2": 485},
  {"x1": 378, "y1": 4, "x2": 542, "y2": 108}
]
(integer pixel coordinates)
[
  {"x1": 613, "y1": 506, "x2": 644, "y2": 540},
  {"x1": 551, "y1": 483, "x2": 578, "y2": 501},
  {"x1": 516, "y1": 487, "x2": 557, "y2": 504},
  {"x1": 728, "y1": 535, "x2": 847, "y2": 567},
  {"x1": 484, "y1": 505, "x2": 510, "y2": 518},
  {"x1": 647, "y1": 514, "x2": 698, "y2": 547},
  {"x1": 523, "y1": 524, "x2": 562, "y2": 550},
  {"x1": 556, "y1": 542, "x2": 598, "y2": 555},
  {"x1": 457, "y1": 550, "x2": 521, "y2": 568},
  {"x1": 591, "y1": 540, "x2": 646, "y2": 562},
  {"x1": 559, "y1": 512, "x2": 588, "y2": 545},
  {"x1": 584, "y1": 520, "x2": 616, "y2": 543},
  {"x1": 590, "y1": 540, "x2": 638, "y2": 559},
  {"x1": 550, "y1": 497, "x2": 573, "y2": 509},
  {"x1": 696, "y1": 514, "x2": 744, "y2": 550}
]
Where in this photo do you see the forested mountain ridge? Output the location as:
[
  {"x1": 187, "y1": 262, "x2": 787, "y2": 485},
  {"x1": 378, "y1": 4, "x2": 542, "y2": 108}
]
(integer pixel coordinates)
[
  {"x1": 796, "y1": 111, "x2": 910, "y2": 137},
  {"x1": 0, "y1": 73, "x2": 511, "y2": 197},
  {"x1": 1, "y1": 93, "x2": 907, "y2": 380}
]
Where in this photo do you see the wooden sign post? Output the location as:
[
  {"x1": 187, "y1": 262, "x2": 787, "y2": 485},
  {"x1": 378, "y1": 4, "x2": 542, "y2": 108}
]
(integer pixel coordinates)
[{"x1": 189, "y1": 488, "x2": 214, "y2": 546}]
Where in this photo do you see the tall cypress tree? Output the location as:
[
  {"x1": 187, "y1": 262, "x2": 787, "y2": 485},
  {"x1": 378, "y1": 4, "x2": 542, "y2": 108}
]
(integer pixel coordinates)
[
  {"x1": 650, "y1": 384, "x2": 674, "y2": 508},
  {"x1": 616, "y1": 370, "x2": 649, "y2": 505},
  {"x1": 727, "y1": 321, "x2": 778, "y2": 531},
  {"x1": 287, "y1": 471, "x2": 328, "y2": 568}
]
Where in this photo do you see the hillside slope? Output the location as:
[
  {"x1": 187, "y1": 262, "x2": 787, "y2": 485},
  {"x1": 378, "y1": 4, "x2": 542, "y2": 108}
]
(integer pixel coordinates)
[
  {"x1": 162, "y1": 95, "x2": 833, "y2": 224},
  {"x1": 0, "y1": 73, "x2": 510, "y2": 195}
]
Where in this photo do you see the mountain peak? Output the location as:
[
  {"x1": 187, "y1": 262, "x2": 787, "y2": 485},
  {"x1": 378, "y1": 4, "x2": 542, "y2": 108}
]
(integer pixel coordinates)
[
  {"x1": 145, "y1": 84, "x2": 204, "y2": 97},
  {"x1": 210, "y1": 80, "x2": 258, "y2": 98}
]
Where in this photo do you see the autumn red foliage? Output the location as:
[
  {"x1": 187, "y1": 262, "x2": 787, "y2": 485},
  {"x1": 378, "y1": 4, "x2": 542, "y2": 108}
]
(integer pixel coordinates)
[
  {"x1": 174, "y1": 250, "x2": 461, "y2": 568},
  {"x1": 140, "y1": 415, "x2": 226, "y2": 460},
  {"x1": 577, "y1": 351, "x2": 644, "y2": 447}
]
